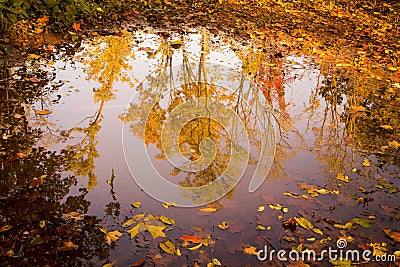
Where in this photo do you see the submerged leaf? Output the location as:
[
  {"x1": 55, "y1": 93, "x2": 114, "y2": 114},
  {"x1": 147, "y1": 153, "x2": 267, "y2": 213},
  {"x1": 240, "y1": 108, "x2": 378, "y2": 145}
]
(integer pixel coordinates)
[
  {"x1": 351, "y1": 218, "x2": 373, "y2": 228},
  {"x1": 383, "y1": 229, "x2": 400, "y2": 242}
]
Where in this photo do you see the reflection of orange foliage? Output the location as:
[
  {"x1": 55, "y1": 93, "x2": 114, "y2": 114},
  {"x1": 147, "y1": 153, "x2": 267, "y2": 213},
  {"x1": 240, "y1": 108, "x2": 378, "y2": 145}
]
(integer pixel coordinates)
[
  {"x1": 255, "y1": 59, "x2": 291, "y2": 113},
  {"x1": 37, "y1": 16, "x2": 49, "y2": 25}
]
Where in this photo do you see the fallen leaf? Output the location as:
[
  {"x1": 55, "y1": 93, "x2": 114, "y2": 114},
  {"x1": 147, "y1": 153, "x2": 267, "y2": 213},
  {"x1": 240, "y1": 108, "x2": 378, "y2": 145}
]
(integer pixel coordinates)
[
  {"x1": 127, "y1": 222, "x2": 145, "y2": 238},
  {"x1": 162, "y1": 202, "x2": 177, "y2": 209},
  {"x1": 0, "y1": 225, "x2": 13, "y2": 232},
  {"x1": 105, "y1": 230, "x2": 123, "y2": 245},
  {"x1": 383, "y1": 229, "x2": 400, "y2": 242},
  {"x1": 336, "y1": 173, "x2": 349, "y2": 183},
  {"x1": 362, "y1": 159, "x2": 371, "y2": 167},
  {"x1": 243, "y1": 246, "x2": 258, "y2": 255},
  {"x1": 37, "y1": 16, "x2": 49, "y2": 24},
  {"x1": 130, "y1": 258, "x2": 145, "y2": 267},
  {"x1": 351, "y1": 217, "x2": 373, "y2": 228},
  {"x1": 123, "y1": 213, "x2": 146, "y2": 227},
  {"x1": 132, "y1": 201, "x2": 142, "y2": 208},
  {"x1": 257, "y1": 205, "x2": 265, "y2": 212},
  {"x1": 212, "y1": 258, "x2": 221, "y2": 266},
  {"x1": 159, "y1": 239, "x2": 178, "y2": 255},
  {"x1": 198, "y1": 207, "x2": 218, "y2": 213},
  {"x1": 187, "y1": 242, "x2": 203, "y2": 251},
  {"x1": 159, "y1": 216, "x2": 175, "y2": 225},
  {"x1": 144, "y1": 224, "x2": 166, "y2": 239},
  {"x1": 181, "y1": 235, "x2": 202, "y2": 243},
  {"x1": 217, "y1": 221, "x2": 229, "y2": 230},
  {"x1": 35, "y1": 109, "x2": 52, "y2": 115},
  {"x1": 388, "y1": 141, "x2": 400, "y2": 148}
]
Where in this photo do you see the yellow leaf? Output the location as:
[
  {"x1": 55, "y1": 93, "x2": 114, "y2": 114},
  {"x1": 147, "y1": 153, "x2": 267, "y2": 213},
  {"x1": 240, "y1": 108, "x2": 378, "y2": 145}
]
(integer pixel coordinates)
[
  {"x1": 159, "y1": 239, "x2": 178, "y2": 255},
  {"x1": 162, "y1": 202, "x2": 177, "y2": 208},
  {"x1": 257, "y1": 206, "x2": 265, "y2": 212},
  {"x1": 144, "y1": 224, "x2": 166, "y2": 239},
  {"x1": 28, "y1": 54, "x2": 41, "y2": 59},
  {"x1": 159, "y1": 215, "x2": 175, "y2": 225},
  {"x1": 131, "y1": 201, "x2": 141, "y2": 208},
  {"x1": 217, "y1": 221, "x2": 229, "y2": 230},
  {"x1": 0, "y1": 225, "x2": 13, "y2": 232},
  {"x1": 294, "y1": 216, "x2": 313, "y2": 230},
  {"x1": 123, "y1": 213, "x2": 146, "y2": 227},
  {"x1": 388, "y1": 141, "x2": 400, "y2": 148},
  {"x1": 380, "y1": 125, "x2": 393, "y2": 130},
  {"x1": 336, "y1": 173, "x2": 349, "y2": 183},
  {"x1": 212, "y1": 258, "x2": 221, "y2": 266},
  {"x1": 312, "y1": 227, "x2": 323, "y2": 235},
  {"x1": 243, "y1": 246, "x2": 258, "y2": 255},
  {"x1": 198, "y1": 207, "x2": 217, "y2": 213},
  {"x1": 362, "y1": 159, "x2": 371, "y2": 167},
  {"x1": 188, "y1": 242, "x2": 203, "y2": 251},
  {"x1": 127, "y1": 222, "x2": 145, "y2": 238},
  {"x1": 256, "y1": 225, "x2": 266, "y2": 231},
  {"x1": 35, "y1": 109, "x2": 52, "y2": 115},
  {"x1": 105, "y1": 230, "x2": 123, "y2": 245}
]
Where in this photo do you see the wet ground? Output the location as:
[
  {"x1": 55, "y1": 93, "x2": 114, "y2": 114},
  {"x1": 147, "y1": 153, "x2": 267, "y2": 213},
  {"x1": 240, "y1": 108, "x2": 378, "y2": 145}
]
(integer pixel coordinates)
[{"x1": 1, "y1": 27, "x2": 399, "y2": 266}]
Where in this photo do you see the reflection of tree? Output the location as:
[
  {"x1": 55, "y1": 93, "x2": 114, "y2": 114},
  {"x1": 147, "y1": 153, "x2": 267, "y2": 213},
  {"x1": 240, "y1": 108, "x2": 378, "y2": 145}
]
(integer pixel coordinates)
[
  {"x1": 0, "y1": 65, "x2": 108, "y2": 265},
  {"x1": 63, "y1": 32, "x2": 136, "y2": 190},
  {"x1": 121, "y1": 30, "x2": 276, "y2": 203}
]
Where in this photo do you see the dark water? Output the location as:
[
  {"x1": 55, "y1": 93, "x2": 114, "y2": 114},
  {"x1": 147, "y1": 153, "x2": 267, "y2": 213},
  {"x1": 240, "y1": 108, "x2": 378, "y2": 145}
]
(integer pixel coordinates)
[{"x1": 1, "y1": 28, "x2": 399, "y2": 266}]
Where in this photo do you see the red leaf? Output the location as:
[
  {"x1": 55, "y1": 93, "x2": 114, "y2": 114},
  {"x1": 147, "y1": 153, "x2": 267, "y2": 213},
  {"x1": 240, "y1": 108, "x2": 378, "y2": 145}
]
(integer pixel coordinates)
[{"x1": 181, "y1": 235, "x2": 202, "y2": 243}]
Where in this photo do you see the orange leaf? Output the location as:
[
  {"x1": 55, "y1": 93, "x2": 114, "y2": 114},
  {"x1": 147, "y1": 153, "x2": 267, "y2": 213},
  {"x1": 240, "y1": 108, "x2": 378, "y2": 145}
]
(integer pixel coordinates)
[
  {"x1": 37, "y1": 16, "x2": 49, "y2": 24},
  {"x1": 72, "y1": 23, "x2": 81, "y2": 32},
  {"x1": 180, "y1": 235, "x2": 202, "y2": 243},
  {"x1": 198, "y1": 207, "x2": 217, "y2": 213}
]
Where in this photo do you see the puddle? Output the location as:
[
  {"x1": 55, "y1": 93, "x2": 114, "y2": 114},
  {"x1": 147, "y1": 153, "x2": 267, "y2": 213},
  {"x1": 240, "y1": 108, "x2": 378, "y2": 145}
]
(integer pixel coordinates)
[{"x1": 1, "y1": 27, "x2": 399, "y2": 266}]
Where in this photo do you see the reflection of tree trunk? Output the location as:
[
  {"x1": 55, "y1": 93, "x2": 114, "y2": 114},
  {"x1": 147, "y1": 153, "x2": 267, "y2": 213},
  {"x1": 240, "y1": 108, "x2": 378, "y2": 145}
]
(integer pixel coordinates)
[{"x1": 94, "y1": 100, "x2": 105, "y2": 123}]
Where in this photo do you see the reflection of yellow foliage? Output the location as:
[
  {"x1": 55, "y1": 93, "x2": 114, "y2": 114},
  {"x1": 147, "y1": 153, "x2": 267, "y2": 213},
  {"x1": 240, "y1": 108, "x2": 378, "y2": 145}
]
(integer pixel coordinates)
[{"x1": 84, "y1": 31, "x2": 135, "y2": 103}]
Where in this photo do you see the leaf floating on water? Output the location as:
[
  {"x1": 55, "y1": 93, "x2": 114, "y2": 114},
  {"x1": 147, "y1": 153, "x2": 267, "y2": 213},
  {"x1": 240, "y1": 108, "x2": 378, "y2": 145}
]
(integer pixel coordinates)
[
  {"x1": 383, "y1": 229, "x2": 400, "y2": 242},
  {"x1": 130, "y1": 258, "x2": 145, "y2": 267},
  {"x1": 181, "y1": 235, "x2": 202, "y2": 243},
  {"x1": 217, "y1": 221, "x2": 229, "y2": 230},
  {"x1": 257, "y1": 205, "x2": 265, "y2": 212},
  {"x1": 243, "y1": 246, "x2": 258, "y2": 255},
  {"x1": 123, "y1": 213, "x2": 146, "y2": 227},
  {"x1": 127, "y1": 222, "x2": 145, "y2": 238},
  {"x1": 212, "y1": 258, "x2": 222, "y2": 266},
  {"x1": 187, "y1": 242, "x2": 203, "y2": 251},
  {"x1": 105, "y1": 230, "x2": 123, "y2": 245},
  {"x1": 132, "y1": 201, "x2": 142, "y2": 208},
  {"x1": 336, "y1": 173, "x2": 349, "y2": 183},
  {"x1": 198, "y1": 207, "x2": 218, "y2": 213},
  {"x1": 351, "y1": 217, "x2": 373, "y2": 228},
  {"x1": 161, "y1": 202, "x2": 177, "y2": 209},
  {"x1": 159, "y1": 216, "x2": 175, "y2": 225},
  {"x1": 0, "y1": 225, "x2": 13, "y2": 232},
  {"x1": 362, "y1": 159, "x2": 371, "y2": 167},
  {"x1": 294, "y1": 216, "x2": 313, "y2": 230},
  {"x1": 144, "y1": 224, "x2": 167, "y2": 239},
  {"x1": 35, "y1": 109, "x2": 52, "y2": 115},
  {"x1": 159, "y1": 239, "x2": 178, "y2": 255}
]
